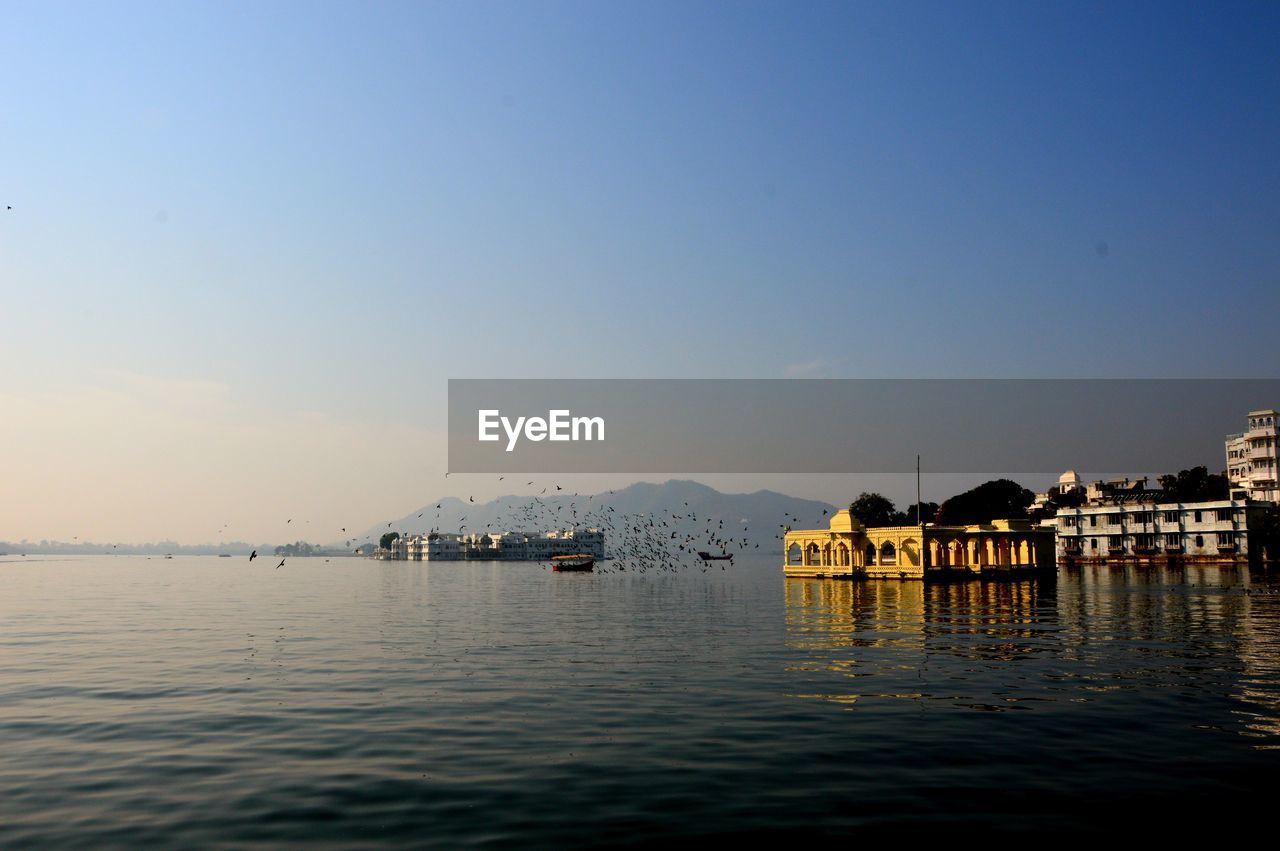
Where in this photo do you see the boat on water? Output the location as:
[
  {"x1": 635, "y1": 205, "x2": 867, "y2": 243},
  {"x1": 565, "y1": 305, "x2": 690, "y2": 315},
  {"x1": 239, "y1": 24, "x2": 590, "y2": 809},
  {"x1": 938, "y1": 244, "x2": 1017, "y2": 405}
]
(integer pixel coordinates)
[
  {"x1": 551, "y1": 554, "x2": 595, "y2": 572},
  {"x1": 697, "y1": 551, "x2": 733, "y2": 562}
]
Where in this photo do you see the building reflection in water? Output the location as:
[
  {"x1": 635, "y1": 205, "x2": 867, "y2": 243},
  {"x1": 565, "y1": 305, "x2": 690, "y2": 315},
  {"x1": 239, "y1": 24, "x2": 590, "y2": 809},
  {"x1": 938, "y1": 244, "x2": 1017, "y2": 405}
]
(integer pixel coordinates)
[
  {"x1": 783, "y1": 568, "x2": 1280, "y2": 744},
  {"x1": 783, "y1": 576, "x2": 1056, "y2": 709}
]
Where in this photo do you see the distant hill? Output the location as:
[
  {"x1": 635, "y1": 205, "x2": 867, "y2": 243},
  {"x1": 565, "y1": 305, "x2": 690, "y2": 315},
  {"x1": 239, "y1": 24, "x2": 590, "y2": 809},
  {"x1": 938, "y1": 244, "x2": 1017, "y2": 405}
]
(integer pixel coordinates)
[{"x1": 348, "y1": 479, "x2": 835, "y2": 553}]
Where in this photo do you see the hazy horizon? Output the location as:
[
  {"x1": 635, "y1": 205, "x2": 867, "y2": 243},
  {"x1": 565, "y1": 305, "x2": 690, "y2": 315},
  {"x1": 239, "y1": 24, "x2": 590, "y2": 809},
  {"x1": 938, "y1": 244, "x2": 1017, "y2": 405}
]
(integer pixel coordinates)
[{"x1": 3, "y1": 471, "x2": 1185, "y2": 547}]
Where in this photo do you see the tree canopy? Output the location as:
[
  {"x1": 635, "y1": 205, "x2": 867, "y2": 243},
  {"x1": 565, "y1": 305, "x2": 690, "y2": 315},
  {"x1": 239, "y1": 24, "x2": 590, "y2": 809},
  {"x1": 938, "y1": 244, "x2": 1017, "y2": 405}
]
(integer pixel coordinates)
[
  {"x1": 844, "y1": 493, "x2": 940, "y2": 527},
  {"x1": 379, "y1": 531, "x2": 401, "y2": 550},
  {"x1": 903, "y1": 502, "x2": 939, "y2": 525},
  {"x1": 848, "y1": 492, "x2": 900, "y2": 527},
  {"x1": 934, "y1": 479, "x2": 1034, "y2": 526},
  {"x1": 1158, "y1": 466, "x2": 1229, "y2": 502}
]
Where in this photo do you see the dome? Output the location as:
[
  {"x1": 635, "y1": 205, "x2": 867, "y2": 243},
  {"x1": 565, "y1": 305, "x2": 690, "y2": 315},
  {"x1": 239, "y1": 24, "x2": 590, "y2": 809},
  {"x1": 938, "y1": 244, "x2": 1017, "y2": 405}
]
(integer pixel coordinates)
[{"x1": 828, "y1": 509, "x2": 863, "y2": 533}]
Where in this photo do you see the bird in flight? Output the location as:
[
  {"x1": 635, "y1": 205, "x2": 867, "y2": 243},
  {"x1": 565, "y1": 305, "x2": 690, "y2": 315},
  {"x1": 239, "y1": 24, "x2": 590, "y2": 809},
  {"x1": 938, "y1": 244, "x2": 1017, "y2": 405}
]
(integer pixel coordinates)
[
  {"x1": 249, "y1": 550, "x2": 257, "y2": 562},
  {"x1": 276, "y1": 558, "x2": 286, "y2": 569}
]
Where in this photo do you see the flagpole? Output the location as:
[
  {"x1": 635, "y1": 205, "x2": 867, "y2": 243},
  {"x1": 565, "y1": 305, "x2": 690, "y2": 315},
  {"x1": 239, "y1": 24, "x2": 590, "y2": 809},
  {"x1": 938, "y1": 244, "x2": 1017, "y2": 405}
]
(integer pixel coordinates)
[{"x1": 917, "y1": 454, "x2": 922, "y2": 526}]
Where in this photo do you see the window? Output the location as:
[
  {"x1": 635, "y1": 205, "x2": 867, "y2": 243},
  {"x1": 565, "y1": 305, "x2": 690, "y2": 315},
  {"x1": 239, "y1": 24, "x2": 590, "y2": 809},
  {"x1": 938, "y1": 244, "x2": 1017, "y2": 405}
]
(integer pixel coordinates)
[
  {"x1": 1165, "y1": 533, "x2": 1180, "y2": 546},
  {"x1": 1216, "y1": 508, "x2": 1233, "y2": 522},
  {"x1": 1163, "y1": 511, "x2": 1178, "y2": 523},
  {"x1": 1195, "y1": 535, "x2": 1204, "y2": 548},
  {"x1": 1194, "y1": 510, "x2": 1202, "y2": 523},
  {"x1": 1090, "y1": 515, "x2": 1097, "y2": 527},
  {"x1": 1218, "y1": 532, "x2": 1236, "y2": 547},
  {"x1": 1090, "y1": 538, "x2": 1098, "y2": 550}
]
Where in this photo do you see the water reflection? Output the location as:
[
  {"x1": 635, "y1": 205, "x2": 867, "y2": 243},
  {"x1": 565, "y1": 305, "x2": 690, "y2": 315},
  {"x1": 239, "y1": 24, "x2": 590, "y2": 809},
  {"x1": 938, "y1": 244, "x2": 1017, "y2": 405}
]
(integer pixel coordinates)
[{"x1": 784, "y1": 570, "x2": 1280, "y2": 742}]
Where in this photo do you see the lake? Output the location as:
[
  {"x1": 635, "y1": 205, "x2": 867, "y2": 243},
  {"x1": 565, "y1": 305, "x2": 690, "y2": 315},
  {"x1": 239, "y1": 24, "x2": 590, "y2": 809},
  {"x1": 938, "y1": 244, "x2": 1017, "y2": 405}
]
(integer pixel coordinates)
[{"x1": 2, "y1": 554, "x2": 1278, "y2": 845}]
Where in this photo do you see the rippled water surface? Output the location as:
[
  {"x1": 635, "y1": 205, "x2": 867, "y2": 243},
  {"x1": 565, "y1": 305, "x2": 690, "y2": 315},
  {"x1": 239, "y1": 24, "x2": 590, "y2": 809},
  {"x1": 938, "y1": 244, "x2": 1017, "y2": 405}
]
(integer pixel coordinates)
[{"x1": 3, "y1": 554, "x2": 1280, "y2": 845}]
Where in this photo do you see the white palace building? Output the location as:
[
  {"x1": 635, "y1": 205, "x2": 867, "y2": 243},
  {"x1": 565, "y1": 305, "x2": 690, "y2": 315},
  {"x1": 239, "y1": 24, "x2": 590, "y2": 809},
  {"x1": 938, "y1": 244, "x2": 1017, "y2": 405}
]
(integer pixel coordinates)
[
  {"x1": 381, "y1": 528, "x2": 606, "y2": 562},
  {"x1": 1226, "y1": 408, "x2": 1280, "y2": 503}
]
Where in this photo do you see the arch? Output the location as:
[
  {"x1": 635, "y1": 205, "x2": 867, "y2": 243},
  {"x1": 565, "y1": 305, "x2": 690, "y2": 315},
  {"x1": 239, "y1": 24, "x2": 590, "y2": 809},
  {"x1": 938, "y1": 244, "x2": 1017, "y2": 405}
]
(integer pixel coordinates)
[
  {"x1": 821, "y1": 542, "x2": 832, "y2": 566},
  {"x1": 787, "y1": 543, "x2": 802, "y2": 565},
  {"x1": 952, "y1": 539, "x2": 966, "y2": 566},
  {"x1": 835, "y1": 541, "x2": 850, "y2": 566},
  {"x1": 865, "y1": 543, "x2": 877, "y2": 566},
  {"x1": 880, "y1": 541, "x2": 897, "y2": 565},
  {"x1": 805, "y1": 542, "x2": 821, "y2": 566},
  {"x1": 901, "y1": 538, "x2": 920, "y2": 567}
]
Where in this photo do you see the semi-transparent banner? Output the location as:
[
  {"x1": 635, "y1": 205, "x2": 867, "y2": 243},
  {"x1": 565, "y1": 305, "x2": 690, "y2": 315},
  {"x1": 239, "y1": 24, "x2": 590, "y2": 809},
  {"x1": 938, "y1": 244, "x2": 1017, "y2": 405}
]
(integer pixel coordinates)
[{"x1": 447, "y1": 378, "x2": 1280, "y2": 474}]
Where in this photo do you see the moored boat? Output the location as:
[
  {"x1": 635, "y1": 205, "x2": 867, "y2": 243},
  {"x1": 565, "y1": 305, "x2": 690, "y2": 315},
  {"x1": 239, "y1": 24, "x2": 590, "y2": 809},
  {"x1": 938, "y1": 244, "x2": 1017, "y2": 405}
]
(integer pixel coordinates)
[
  {"x1": 697, "y1": 551, "x2": 733, "y2": 562},
  {"x1": 551, "y1": 554, "x2": 595, "y2": 572}
]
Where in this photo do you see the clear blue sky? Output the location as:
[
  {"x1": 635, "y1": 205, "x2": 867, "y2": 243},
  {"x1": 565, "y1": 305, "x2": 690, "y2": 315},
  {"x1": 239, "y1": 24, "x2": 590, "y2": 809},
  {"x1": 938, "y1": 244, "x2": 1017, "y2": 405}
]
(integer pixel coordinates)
[{"x1": 2, "y1": 1, "x2": 1278, "y2": 541}]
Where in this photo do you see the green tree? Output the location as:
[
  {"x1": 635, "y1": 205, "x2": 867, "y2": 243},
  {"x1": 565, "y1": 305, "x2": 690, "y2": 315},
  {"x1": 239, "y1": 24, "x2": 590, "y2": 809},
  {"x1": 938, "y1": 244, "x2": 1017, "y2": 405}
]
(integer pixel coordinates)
[
  {"x1": 380, "y1": 531, "x2": 401, "y2": 550},
  {"x1": 903, "y1": 502, "x2": 939, "y2": 525},
  {"x1": 849, "y1": 492, "x2": 901, "y2": 527},
  {"x1": 934, "y1": 479, "x2": 1034, "y2": 526},
  {"x1": 1158, "y1": 466, "x2": 1229, "y2": 502}
]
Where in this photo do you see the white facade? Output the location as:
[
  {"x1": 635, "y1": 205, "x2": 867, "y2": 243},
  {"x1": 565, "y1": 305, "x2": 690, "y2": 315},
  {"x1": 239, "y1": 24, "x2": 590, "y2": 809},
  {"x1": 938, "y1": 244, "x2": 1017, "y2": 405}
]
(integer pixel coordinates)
[
  {"x1": 1226, "y1": 409, "x2": 1280, "y2": 503},
  {"x1": 1033, "y1": 470, "x2": 1084, "y2": 509},
  {"x1": 1054, "y1": 499, "x2": 1269, "y2": 562},
  {"x1": 391, "y1": 529, "x2": 605, "y2": 561}
]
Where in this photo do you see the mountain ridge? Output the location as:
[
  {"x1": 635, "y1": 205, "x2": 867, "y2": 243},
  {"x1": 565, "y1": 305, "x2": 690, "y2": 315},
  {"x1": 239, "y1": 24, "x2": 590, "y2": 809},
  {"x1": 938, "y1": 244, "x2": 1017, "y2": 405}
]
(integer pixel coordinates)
[{"x1": 348, "y1": 479, "x2": 836, "y2": 551}]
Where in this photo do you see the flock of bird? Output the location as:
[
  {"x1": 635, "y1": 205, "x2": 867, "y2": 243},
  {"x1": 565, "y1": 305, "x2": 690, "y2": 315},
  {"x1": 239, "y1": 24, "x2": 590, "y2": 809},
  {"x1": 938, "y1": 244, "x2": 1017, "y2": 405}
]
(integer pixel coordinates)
[{"x1": 243, "y1": 476, "x2": 834, "y2": 575}]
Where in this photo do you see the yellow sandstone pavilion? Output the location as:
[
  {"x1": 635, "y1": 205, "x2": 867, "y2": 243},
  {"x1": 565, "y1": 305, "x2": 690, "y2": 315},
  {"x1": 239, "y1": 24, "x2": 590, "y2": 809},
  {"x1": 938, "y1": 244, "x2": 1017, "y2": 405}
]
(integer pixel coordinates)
[{"x1": 783, "y1": 509, "x2": 1054, "y2": 580}]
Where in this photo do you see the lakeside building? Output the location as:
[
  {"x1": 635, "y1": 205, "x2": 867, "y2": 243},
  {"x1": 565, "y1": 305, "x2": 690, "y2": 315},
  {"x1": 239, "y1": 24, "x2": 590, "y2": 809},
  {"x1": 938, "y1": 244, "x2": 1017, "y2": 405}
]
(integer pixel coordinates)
[
  {"x1": 1053, "y1": 498, "x2": 1271, "y2": 565},
  {"x1": 378, "y1": 529, "x2": 605, "y2": 561},
  {"x1": 1032, "y1": 470, "x2": 1084, "y2": 510},
  {"x1": 1032, "y1": 473, "x2": 1157, "y2": 511},
  {"x1": 783, "y1": 509, "x2": 1055, "y2": 580},
  {"x1": 1226, "y1": 409, "x2": 1280, "y2": 503}
]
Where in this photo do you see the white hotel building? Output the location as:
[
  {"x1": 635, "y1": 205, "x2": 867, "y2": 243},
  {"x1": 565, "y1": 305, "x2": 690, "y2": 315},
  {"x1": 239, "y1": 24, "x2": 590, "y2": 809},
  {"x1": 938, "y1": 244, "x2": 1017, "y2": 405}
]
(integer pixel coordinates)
[
  {"x1": 392, "y1": 529, "x2": 606, "y2": 561},
  {"x1": 1054, "y1": 499, "x2": 1270, "y2": 564},
  {"x1": 1226, "y1": 409, "x2": 1280, "y2": 503}
]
